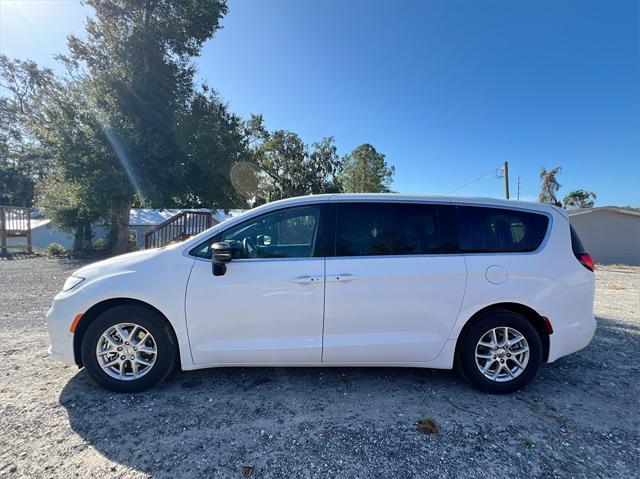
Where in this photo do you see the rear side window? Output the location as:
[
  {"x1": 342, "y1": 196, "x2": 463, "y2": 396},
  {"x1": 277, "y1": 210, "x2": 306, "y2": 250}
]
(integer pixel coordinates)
[
  {"x1": 335, "y1": 203, "x2": 457, "y2": 256},
  {"x1": 456, "y1": 206, "x2": 549, "y2": 253}
]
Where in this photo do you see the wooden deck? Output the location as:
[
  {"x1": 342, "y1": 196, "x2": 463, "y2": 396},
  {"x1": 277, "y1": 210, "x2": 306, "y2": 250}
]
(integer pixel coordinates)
[
  {"x1": 0, "y1": 206, "x2": 32, "y2": 254},
  {"x1": 142, "y1": 210, "x2": 212, "y2": 249}
]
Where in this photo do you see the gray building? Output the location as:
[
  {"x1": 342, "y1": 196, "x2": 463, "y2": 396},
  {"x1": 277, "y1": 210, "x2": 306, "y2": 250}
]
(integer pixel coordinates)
[{"x1": 568, "y1": 207, "x2": 640, "y2": 266}]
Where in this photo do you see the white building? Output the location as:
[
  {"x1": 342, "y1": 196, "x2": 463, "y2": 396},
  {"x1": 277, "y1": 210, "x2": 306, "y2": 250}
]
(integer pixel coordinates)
[
  {"x1": 9, "y1": 208, "x2": 245, "y2": 251},
  {"x1": 568, "y1": 207, "x2": 640, "y2": 266}
]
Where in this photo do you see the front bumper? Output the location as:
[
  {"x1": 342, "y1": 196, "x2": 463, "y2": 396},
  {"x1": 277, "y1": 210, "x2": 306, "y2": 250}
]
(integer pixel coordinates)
[
  {"x1": 547, "y1": 314, "x2": 597, "y2": 363},
  {"x1": 46, "y1": 293, "x2": 82, "y2": 365}
]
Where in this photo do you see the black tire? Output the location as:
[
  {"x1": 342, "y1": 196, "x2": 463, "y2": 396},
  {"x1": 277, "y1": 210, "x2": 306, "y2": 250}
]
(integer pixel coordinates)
[
  {"x1": 456, "y1": 309, "x2": 542, "y2": 394},
  {"x1": 80, "y1": 305, "x2": 177, "y2": 393}
]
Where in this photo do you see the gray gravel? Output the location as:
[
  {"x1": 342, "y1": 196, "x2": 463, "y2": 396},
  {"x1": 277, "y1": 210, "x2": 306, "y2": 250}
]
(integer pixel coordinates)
[{"x1": 1, "y1": 256, "x2": 639, "y2": 478}]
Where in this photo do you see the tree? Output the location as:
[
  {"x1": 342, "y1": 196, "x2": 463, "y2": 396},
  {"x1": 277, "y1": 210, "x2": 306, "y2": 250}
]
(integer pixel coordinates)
[
  {"x1": 44, "y1": 0, "x2": 235, "y2": 253},
  {"x1": 339, "y1": 144, "x2": 395, "y2": 193},
  {"x1": 174, "y1": 86, "x2": 255, "y2": 209},
  {"x1": 538, "y1": 167, "x2": 562, "y2": 207},
  {"x1": 308, "y1": 137, "x2": 342, "y2": 194},
  {"x1": 32, "y1": 79, "x2": 131, "y2": 253},
  {"x1": 36, "y1": 170, "x2": 99, "y2": 252},
  {"x1": 563, "y1": 189, "x2": 597, "y2": 209},
  {"x1": 256, "y1": 130, "x2": 308, "y2": 202},
  {"x1": 0, "y1": 56, "x2": 57, "y2": 206},
  {"x1": 248, "y1": 116, "x2": 343, "y2": 202}
]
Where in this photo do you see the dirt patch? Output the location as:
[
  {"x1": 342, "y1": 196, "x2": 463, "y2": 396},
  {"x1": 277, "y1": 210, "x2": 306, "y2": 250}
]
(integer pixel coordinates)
[{"x1": 1, "y1": 258, "x2": 639, "y2": 478}]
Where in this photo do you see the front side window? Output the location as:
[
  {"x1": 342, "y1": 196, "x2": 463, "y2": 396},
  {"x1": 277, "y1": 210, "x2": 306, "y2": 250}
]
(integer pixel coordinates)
[
  {"x1": 456, "y1": 206, "x2": 549, "y2": 253},
  {"x1": 335, "y1": 203, "x2": 455, "y2": 256},
  {"x1": 191, "y1": 205, "x2": 321, "y2": 259}
]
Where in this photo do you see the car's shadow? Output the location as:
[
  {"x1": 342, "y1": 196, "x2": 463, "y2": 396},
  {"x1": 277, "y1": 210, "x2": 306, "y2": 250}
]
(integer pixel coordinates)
[{"x1": 59, "y1": 315, "x2": 640, "y2": 478}]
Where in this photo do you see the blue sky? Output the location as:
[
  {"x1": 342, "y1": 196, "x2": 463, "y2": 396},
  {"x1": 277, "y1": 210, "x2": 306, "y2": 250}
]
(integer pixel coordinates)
[{"x1": 1, "y1": 0, "x2": 639, "y2": 206}]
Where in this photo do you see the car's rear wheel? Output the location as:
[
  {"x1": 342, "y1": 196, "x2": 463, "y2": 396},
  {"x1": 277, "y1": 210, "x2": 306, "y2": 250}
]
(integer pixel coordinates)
[
  {"x1": 456, "y1": 309, "x2": 542, "y2": 394},
  {"x1": 80, "y1": 305, "x2": 177, "y2": 393}
]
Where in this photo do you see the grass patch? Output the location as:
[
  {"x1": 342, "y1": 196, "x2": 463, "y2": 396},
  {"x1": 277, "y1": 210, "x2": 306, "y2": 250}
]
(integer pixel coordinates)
[
  {"x1": 520, "y1": 436, "x2": 535, "y2": 448},
  {"x1": 416, "y1": 417, "x2": 440, "y2": 434}
]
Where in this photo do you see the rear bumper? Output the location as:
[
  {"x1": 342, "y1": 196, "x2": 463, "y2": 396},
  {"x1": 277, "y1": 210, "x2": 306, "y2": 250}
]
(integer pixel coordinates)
[{"x1": 547, "y1": 314, "x2": 596, "y2": 363}]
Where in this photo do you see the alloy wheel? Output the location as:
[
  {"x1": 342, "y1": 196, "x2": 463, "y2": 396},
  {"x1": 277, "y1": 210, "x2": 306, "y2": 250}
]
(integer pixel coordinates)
[
  {"x1": 95, "y1": 323, "x2": 157, "y2": 381},
  {"x1": 474, "y1": 326, "x2": 530, "y2": 382}
]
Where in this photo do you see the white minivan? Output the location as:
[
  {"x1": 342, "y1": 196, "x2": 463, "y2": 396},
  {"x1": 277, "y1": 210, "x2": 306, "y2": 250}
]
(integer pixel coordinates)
[{"x1": 46, "y1": 194, "x2": 596, "y2": 394}]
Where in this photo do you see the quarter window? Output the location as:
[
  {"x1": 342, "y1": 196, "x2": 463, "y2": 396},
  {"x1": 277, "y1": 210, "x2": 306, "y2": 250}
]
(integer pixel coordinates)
[
  {"x1": 456, "y1": 206, "x2": 549, "y2": 253},
  {"x1": 335, "y1": 203, "x2": 455, "y2": 256}
]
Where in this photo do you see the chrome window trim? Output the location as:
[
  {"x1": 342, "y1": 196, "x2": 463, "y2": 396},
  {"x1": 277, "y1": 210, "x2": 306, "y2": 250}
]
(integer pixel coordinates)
[{"x1": 185, "y1": 198, "x2": 555, "y2": 261}]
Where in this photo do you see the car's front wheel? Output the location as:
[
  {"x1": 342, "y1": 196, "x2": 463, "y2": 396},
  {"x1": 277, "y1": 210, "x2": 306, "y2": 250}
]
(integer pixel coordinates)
[
  {"x1": 80, "y1": 305, "x2": 177, "y2": 393},
  {"x1": 457, "y1": 310, "x2": 542, "y2": 394}
]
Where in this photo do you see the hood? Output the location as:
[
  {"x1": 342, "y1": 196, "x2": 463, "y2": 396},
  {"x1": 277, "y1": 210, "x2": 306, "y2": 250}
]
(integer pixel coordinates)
[{"x1": 73, "y1": 247, "x2": 172, "y2": 280}]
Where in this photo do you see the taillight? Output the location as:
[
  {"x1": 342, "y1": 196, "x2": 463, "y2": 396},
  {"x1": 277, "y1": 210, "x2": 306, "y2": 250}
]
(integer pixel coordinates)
[{"x1": 575, "y1": 252, "x2": 595, "y2": 272}]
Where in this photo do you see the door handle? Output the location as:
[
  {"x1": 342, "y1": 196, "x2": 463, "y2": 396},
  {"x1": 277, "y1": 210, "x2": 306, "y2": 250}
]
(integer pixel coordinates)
[
  {"x1": 290, "y1": 275, "x2": 322, "y2": 285},
  {"x1": 327, "y1": 273, "x2": 359, "y2": 283}
]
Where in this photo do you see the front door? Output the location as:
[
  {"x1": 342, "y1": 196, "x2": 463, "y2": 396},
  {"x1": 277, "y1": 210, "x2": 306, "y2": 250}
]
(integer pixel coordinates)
[
  {"x1": 186, "y1": 204, "x2": 327, "y2": 365},
  {"x1": 322, "y1": 202, "x2": 467, "y2": 363}
]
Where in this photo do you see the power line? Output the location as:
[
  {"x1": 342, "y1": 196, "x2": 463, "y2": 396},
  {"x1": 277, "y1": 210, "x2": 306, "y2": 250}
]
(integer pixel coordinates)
[{"x1": 446, "y1": 168, "x2": 500, "y2": 195}]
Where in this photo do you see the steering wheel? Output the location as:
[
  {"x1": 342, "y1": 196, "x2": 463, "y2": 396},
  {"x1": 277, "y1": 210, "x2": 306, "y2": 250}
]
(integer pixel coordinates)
[{"x1": 242, "y1": 236, "x2": 256, "y2": 258}]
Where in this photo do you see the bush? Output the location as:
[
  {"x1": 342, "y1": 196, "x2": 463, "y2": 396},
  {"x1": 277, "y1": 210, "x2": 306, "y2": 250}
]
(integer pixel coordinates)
[
  {"x1": 128, "y1": 232, "x2": 139, "y2": 252},
  {"x1": 92, "y1": 238, "x2": 105, "y2": 251},
  {"x1": 45, "y1": 243, "x2": 67, "y2": 257}
]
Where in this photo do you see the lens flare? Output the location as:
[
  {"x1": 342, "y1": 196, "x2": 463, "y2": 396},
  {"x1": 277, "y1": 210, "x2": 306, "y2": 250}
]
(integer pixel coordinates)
[{"x1": 230, "y1": 161, "x2": 259, "y2": 199}]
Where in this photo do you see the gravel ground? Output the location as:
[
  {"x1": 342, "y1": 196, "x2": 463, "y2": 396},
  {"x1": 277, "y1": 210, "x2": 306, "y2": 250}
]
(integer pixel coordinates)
[{"x1": 1, "y1": 256, "x2": 639, "y2": 478}]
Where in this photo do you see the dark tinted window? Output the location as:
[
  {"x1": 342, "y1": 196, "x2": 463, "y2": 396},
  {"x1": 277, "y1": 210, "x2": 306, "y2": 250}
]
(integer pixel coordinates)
[
  {"x1": 456, "y1": 206, "x2": 549, "y2": 253},
  {"x1": 570, "y1": 225, "x2": 586, "y2": 254},
  {"x1": 335, "y1": 203, "x2": 456, "y2": 256},
  {"x1": 191, "y1": 205, "x2": 322, "y2": 259}
]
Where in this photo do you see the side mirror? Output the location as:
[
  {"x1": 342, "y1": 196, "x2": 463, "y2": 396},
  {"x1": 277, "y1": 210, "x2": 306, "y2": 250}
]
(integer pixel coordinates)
[
  {"x1": 257, "y1": 234, "x2": 272, "y2": 246},
  {"x1": 211, "y1": 242, "x2": 232, "y2": 276}
]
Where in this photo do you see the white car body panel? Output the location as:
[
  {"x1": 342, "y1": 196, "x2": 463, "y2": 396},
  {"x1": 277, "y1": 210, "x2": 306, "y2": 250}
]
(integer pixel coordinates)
[
  {"x1": 45, "y1": 193, "x2": 596, "y2": 374},
  {"x1": 47, "y1": 244, "x2": 195, "y2": 367},
  {"x1": 322, "y1": 255, "x2": 467, "y2": 362},
  {"x1": 186, "y1": 257, "x2": 325, "y2": 364}
]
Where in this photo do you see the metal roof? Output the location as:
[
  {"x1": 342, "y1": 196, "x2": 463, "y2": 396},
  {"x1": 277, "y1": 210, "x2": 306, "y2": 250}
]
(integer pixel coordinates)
[{"x1": 567, "y1": 206, "x2": 640, "y2": 217}]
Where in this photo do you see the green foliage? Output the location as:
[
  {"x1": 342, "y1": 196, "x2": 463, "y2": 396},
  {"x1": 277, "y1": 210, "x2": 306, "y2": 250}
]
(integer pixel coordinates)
[
  {"x1": 45, "y1": 242, "x2": 67, "y2": 258},
  {"x1": 538, "y1": 167, "x2": 562, "y2": 207},
  {"x1": 563, "y1": 189, "x2": 597, "y2": 209},
  {"x1": 36, "y1": 170, "x2": 98, "y2": 252},
  {"x1": 174, "y1": 87, "x2": 253, "y2": 208},
  {"x1": 0, "y1": 55, "x2": 56, "y2": 206},
  {"x1": 539, "y1": 167, "x2": 597, "y2": 209},
  {"x1": 308, "y1": 137, "x2": 343, "y2": 194},
  {"x1": 128, "y1": 232, "x2": 139, "y2": 252},
  {"x1": 5, "y1": 0, "x2": 252, "y2": 255},
  {"x1": 250, "y1": 116, "x2": 343, "y2": 202},
  {"x1": 62, "y1": 0, "x2": 229, "y2": 204},
  {"x1": 0, "y1": 155, "x2": 36, "y2": 206},
  {"x1": 2, "y1": 1, "x2": 396, "y2": 258},
  {"x1": 92, "y1": 238, "x2": 105, "y2": 251},
  {"x1": 339, "y1": 144, "x2": 395, "y2": 193},
  {"x1": 57, "y1": 0, "x2": 231, "y2": 253}
]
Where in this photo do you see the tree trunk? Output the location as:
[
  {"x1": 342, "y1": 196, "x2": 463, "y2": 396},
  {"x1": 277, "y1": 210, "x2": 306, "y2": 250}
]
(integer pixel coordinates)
[
  {"x1": 72, "y1": 219, "x2": 92, "y2": 254},
  {"x1": 108, "y1": 200, "x2": 131, "y2": 255},
  {"x1": 82, "y1": 221, "x2": 93, "y2": 251},
  {"x1": 73, "y1": 227, "x2": 83, "y2": 254}
]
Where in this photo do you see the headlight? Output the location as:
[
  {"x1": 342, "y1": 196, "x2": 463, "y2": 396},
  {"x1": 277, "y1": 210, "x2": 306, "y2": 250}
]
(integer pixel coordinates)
[{"x1": 62, "y1": 276, "x2": 85, "y2": 292}]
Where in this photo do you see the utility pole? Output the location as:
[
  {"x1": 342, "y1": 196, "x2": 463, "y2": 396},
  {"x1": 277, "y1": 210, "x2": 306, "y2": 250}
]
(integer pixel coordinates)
[
  {"x1": 517, "y1": 176, "x2": 521, "y2": 200},
  {"x1": 503, "y1": 161, "x2": 510, "y2": 199}
]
